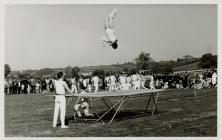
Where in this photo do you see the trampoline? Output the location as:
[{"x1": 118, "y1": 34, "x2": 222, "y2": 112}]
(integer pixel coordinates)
[{"x1": 47, "y1": 89, "x2": 165, "y2": 124}]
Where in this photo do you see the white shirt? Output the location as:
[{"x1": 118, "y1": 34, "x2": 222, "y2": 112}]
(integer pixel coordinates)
[
  {"x1": 36, "y1": 83, "x2": 40, "y2": 87},
  {"x1": 4, "y1": 80, "x2": 8, "y2": 87},
  {"x1": 119, "y1": 76, "x2": 126, "y2": 84},
  {"x1": 83, "y1": 79, "x2": 88, "y2": 87},
  {"x1": 105, "y1": 76, "x2": 110, "y2": 84},
  {"x1": 54, "y1": 80, "x2": 67, "y2": 95},
  {"x1": 45, "y1": 79, "x2": 50, "y2": 84},
  {"x1": 131, "y1": 74, "x2": 138, "y2": 82},
  {"x1": 110, "y1": 75, "x2": 116, "y2": 84},
  {"x1": 126, "y1": 76, "x2": 131, "y2": 83},
  {"x1": 21, "y1": 84, "x2": 25, "y2": 90},
  {"x1": 212, "y1": 72, "x2": 217, "y2": 82},
  {"x1": 199, "y1": 73, "x2": 203, "y2": 79},
  {"x1": 150, "y1": 75, "x2": 154, "y2": 82},
  {"x1": 18, "y1": 82, "x2": 21, "y2": 87},
  {"x1": 92, "y1": 76, "x2": 99, "y2": 85}
]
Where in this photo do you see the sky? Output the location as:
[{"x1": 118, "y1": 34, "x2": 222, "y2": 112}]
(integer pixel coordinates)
[{"x1": 5, "y1": 4, "x2": 217, "y2": 70}]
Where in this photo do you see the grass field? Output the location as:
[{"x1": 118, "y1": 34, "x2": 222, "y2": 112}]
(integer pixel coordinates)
[{"x1": 5, "y1": 88, "x2": 217, "y2": 137}]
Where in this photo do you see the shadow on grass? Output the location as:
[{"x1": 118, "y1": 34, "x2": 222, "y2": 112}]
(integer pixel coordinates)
[{"x1": 66, "y1": 109, "x2": 167, "y2": 124}]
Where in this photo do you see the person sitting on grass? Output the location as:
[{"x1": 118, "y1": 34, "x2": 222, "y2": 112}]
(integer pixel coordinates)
[{"x1": 74, "y1": 97, "x2": 93, "y2": 117}]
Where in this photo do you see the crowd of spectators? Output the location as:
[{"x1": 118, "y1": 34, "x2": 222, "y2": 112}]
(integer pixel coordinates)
[
  {"x1": 4, "y1": 69, "x2": 217, "y2": 95},
  {"x1": 4, "y1": 77, "x2": 54, "y2": 94}
]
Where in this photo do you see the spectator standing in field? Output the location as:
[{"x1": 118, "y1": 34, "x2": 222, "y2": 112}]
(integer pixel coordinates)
[
  {"x1": 126, "y1": 73, "x2": 132, "y2": 90},
  {"x1": 131, "y1": 72, "x2": 138, "y2": 89},
  {"x1": 8, "y1": 79, "x2": 13, "y2": 94},
  {"x1": 45, "y1": 78, "x2": 50, "y2": 92},
  {"x1": 155, "y1": 79, "x2": 161, "y2": 89},
  {"x1": 134, "y1": 73, "x2": 141, "y2": 89},
  {"x1": 41, "y1": 79, "x2": 46, "y2": 93},
  {"x1": 70, "y1": 77, "x2": 78, "y2": 94},
  {"x1": 211, "y1": 70, "x2": 217, "y2": 87},
  {"x1": 82, "y1": 77, "x2": 88, "y2": 90},
  {"x1": 149, "y1": 74, "x2": 155, "y2": 89},
  {"x1": 104, "y1": 75, "x2": 110, "y2": 90},
  {"x1": 87, "y1": 77, "x2": 92, "y2": 92},
  {"x1": 182, "y1": 72, "x2": 189, "y2": 88},
  {"x1": 141, "y1": 74, "x2": 147, "y2": 89},
  {"x1": 53, "y1": 72, "x2": 74, "y2": 128},
  {"x1": 35, "y1": 82, "x2": 40, "y2": 93},
  {"x1": 119, "y1": 73, "x2": 127, "y2": 90},
  {"x1": 92, "y1": 74, "x2": 100, "y2": 93},
  {"x1": 206, "y1": 70, "x2": 212, "y2": 88},
  {"x1": 4, "y1": 79, "x2": 9, "y2": 94},
  {"x1": 79, "y1": 77, "x2": 88, "y2": 91},
  {"x1": 31, "y1": 79, "x2": 36, "y2": 93},
  {"x1": 109, "y1": 74, "x2": 116, "y2": 91},
  {"x1": 12, "y1": 80, "x2": 17, "y2": 94},
  {"x1": 49, "y1": 79, "x2": 54, "y2": 92},
  {"x1": 27, "y1": 83, "x2": 31, "y2": 94},
  {"x1": 21, "y1": 83, "x2": 25, "y2": 94}
]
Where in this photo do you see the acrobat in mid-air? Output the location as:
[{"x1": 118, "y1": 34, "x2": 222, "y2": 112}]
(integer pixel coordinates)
[{"x1": 101, "y1": 9, "x2": 118, "y2": 49}]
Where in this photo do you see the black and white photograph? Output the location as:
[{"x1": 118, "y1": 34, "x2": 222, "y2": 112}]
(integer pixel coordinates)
[{"x1": 2, "y1": 1, "x2": 220, "y2": 138}]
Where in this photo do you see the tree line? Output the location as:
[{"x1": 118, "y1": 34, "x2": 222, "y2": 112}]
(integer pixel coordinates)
[{"x1": 5, "y1": 52, "x2": 217, "y2": 79}]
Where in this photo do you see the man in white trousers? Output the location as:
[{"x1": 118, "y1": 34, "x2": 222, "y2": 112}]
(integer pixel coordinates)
[{"x1": 53, "y1": 72, "x2": 75, "y2": 128}]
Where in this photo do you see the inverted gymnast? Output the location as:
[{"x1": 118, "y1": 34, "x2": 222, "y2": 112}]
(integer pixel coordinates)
[{"x1": 101, "y1": 9, "x2": 118, "y2": 49}]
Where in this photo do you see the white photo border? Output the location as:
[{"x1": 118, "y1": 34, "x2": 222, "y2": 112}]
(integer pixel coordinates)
[{"x1": 0, "y1": 0, "x2": 221, "y2": 140}]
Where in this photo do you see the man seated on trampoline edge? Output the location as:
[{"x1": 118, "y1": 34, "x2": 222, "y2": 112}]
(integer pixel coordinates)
[{"x1": 101, "y1": 9, "x2": 118, "y2": 49}]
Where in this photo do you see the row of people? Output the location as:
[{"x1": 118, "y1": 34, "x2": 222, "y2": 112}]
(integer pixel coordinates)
[
  {"x1": 4, "y1": 69, "x2": 217, "y2": 95},
  {"x1": 69, "y1": 70, "x2": 217, "y2": 93},
  {"x1": 4, "y1": 78, "x2": 55, "y2": 95}
]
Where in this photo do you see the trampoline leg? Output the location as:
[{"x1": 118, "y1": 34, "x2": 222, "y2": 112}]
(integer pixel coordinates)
[
  {"x1": 93, "y1": 107, "x2": 105, "y2": 124},
  {"x1": 144, "y1": 95, "x2": 152, "y2": 114},
  {"x1": 98, "y1": 96, "x2": 126, "y2": 121},
  {"x1": 67, "y1": 97, "x2": 72, "y2": 107},
  {"x1": 152, "y1": 92, "x2": 159, "y2": 115},
  {"x1": 101, "y1": 98, "x2": 111, "y2": 109},
  {"x1": 108, "y1": 96, "x2": 127, "y2": 124},
  {"x1": 73, "y1": 110, "x2": 77, "y2": 122},
  {"x1": 194, "y1": 88, "x2": 197, "y2": 97},
  {"x1": 104, "y1": 97, "x2": 114, "y2": 106},
  {"x1": 89, "y1": 97, "x2": 93, "y2": 107}
]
